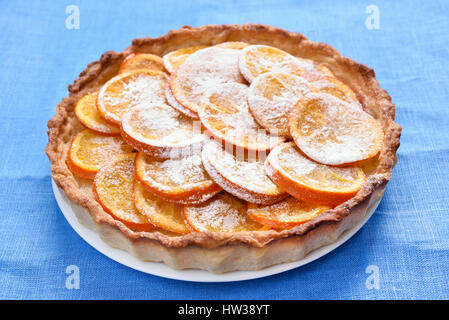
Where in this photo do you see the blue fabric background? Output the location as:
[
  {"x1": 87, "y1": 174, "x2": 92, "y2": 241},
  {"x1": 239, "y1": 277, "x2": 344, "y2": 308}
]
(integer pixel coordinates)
[{"x1": 0, "y1": 0, "x2": 448, "y2": 299}]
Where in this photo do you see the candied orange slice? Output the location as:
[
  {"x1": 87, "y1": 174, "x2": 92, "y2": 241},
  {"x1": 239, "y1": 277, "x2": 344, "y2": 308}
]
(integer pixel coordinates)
[
  {"x1": 170, "y1": 47, "x2": 246, "y2": 117},
  {"x1": 67, "y1": 129, "x2": 134, "y2": 179},
  {"x1": 306, "y1": 75, "x2": 361, "y2": 106},
  {"x1": 199, "y1": 83, "x2": 285, "y2": 155},
  {"x1": 215, "y1": 41, "x2": 249, "y2": 50},
  {"x1": 239, "y1": 45, "x2": 333, "y2": 83},
  {"x1": 183, "y1": 193, "x2": 267, "y2": 232},
  {"x1": 265, "y1": 142, "x2": 366, "y2": 206},
  {"x1": 248, "y1": 197, "x2": 330, "y2": 229},
  {"x1": 289, "y1": 93, "x2": 383, "y2": 165},
  {"x1": 359, "y1": 154, "x2": 381, "y2": 176},
  {"x1": 119, "y1": 53, "x2": 166, "y2": 74},
  {"x1": 74, "y1": 92, "x2": 120, "y2": 136},
  {"x1": 202, "y1": 142, "x2": 286, "y2": 205},
  {"x1": 248, "y1": 72, "x2": 315, "y2": 137},
  {"x1": 121, "y1": 103, "x2": 205, "y2": 159},
  {"x1": 93, "y1": 153, "x2": 154, "y2": 231},
  {"x1": 166, "y1": 85, "x2": 199, "y2": 119},
  {"x1": 163, "y1": 45, "x2": 208, "y2": 73},
  {"x1": 135, "y1": 151, "x2": 222, "y2": 204},
  {"x1": 134, "y1": 182, "x2": 190, "y2": 234},
  {"x1": 97, "y1": 70, "x2": 168, "y2": 126}
]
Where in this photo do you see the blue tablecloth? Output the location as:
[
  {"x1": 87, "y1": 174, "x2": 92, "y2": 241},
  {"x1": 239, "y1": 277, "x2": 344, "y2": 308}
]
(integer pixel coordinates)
[{"x1": 0, "y1": 0, "x2": 448, "y2": 300}]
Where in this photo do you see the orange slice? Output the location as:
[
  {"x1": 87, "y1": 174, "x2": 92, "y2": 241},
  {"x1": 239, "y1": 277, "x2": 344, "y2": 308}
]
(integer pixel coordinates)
[
  {"x1": 239, "y1": 45, "x2": 333, "y2": 83},
  {"x1": 289, "y1": 92, "x2": 383, "y2": 165},
  {"x1": 165, "y1": 84, "x2": 199, "y2": 119},
  {"x1": 121, "y1": 103, "x2": 205, "y2": 159},
  {"x1": 248, "y1": 72, "x2": 315, "y2": 137},
  {"x1": 119, "y1": 53, "x2": 166, "y2": 74},
  {"x1": 215, "y1": 41, "x2": 249, "y2": 50},
  {"x1": 67, "y1": 129, "x2": 134, "y2": 179},
  {"x1": 92, "y1": 153, "x2": 154, "y2": 231},
  {"x1": 134, "y1": 182, "x2": 190, "y2": 234},
  {"x1": 97, "y1": 70, "x2": 168, "y2": 126},
  {"x1": 248, "y1": 197, "x2": 330, "y2": 229},
  {"x1": 135, "y1": 151, "x2": 222, "y2": 204},
  {"x1": 74, "y1": 92, "x2": 120, "y2": 136},
  {"x1": 265, "y1": 142, "x2": 366, "y2": 206},
  {"x1": 202, "y1": 142, "x2": 286, "y2": 205},
  {"x1": 359, "y1": 154, "x2": 381, "y2": 176},
  {"x1": 306, "y1": 75, "x2": 361, "y2": 106},
  {"x1": 163, "y1": 45, "x2": 208, "y2": 73},
  {"x1": 198, "y1": 83, "x2": 285, "y2": 155},
  {"x1": 170, "y1": 47, "x2": 246, "y2": 117},
  {"x1": 183, "y1": 193, "x2": 267, "y2": 232}
]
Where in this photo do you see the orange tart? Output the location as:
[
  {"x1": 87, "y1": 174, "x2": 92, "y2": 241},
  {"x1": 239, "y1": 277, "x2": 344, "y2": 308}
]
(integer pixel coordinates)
[{"x1": 46, "y1": 24, "x2": 401, "y2": 273}]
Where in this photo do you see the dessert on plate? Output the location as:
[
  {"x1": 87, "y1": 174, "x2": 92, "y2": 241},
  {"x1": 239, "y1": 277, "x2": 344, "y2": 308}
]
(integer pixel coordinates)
[{"x1": 46, "y1": 24, "x2": 401, "y2": 273}]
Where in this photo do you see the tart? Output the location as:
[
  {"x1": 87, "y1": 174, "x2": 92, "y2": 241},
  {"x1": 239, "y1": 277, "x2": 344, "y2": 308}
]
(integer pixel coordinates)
[{"x1": 46, "y1": 24, "x2": 401, "y2": 274}]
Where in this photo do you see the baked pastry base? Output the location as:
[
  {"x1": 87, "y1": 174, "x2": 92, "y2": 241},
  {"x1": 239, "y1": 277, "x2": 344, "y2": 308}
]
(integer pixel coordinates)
[{"x1": 53, "y1": 179, "x2": 385, "y2": 274}]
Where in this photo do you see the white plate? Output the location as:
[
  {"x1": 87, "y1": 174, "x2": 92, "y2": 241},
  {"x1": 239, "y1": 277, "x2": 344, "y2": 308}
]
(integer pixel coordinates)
[{"x1": 52, "y1": 179, "x2": 379, "y2": 282}]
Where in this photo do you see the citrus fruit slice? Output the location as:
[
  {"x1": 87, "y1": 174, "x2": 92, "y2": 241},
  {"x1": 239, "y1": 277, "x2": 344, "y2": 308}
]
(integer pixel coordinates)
[
  {"x1": 288, "y1": 92, "x2": 383, "y2": 165},
  {"x1": 121, "y1": 103, "x2": 205, "y2": 159},
  {"x1": 265, "y1": 142, "x2": 366, "y2": 206},
  {"x1": 248, "y1": 197, "x2": 330, "y2": 229},
  {"x1": 74, "y1": 92, "x2": 120, "y2": 136},
  {"x1": 119, "y1": 53, "x2": 166, "y2": 74},
  {"x1": 202, "y1": 142, "x2": 286, "y2": 205},
  {"x1": 170, "y1": 47, "x2": 246, "y2": 117},
  {"x1": 306, "y1": 75, "x2": 361, "y2": 106},
  {"x1": 248, "y1": 72, "x2": 315, "y2": 137},
  {"x1": 183, "y1": 193, "x2": 267, "y2": 232},
  {"x1": 239, "y1": 45, "x2": 333, "y2": 83},
  {"x1": 214, "y1": 41, "x2": 249, "y2": 50},
  {"x1": 198, "y1": 83, "x2": 285, "y2": 155},
  {"x1": 134, "y1": 182, "x2": 190, "y2": 234},
  {"x1": 163, "y1": 45, "x2": 208, "y2": 73},
  {"x1": 97, "y1": 70, "x2": 168, "y2": 126},
  {"x1": 135, "y1": 151, "x2": 222, "y2": 204},
  {"x1": 165, "y1": 84, "x2": 199, "y2": 119},
  {"x1": 92, "y1": 153, "x2": 154, "y2": 231},
  {"x1": 67, "y1": 129, "x2": 134, "y2": 179}
]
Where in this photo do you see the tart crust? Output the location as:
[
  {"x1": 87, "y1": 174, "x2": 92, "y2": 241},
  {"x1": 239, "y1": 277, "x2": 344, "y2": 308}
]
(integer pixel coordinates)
[{"x1": 46, "y1": 24, "x2": 401, "y2": 273}]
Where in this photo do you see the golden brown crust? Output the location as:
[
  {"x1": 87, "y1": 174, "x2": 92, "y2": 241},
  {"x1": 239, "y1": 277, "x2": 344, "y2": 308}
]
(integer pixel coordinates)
[{"x1": 46, "y1": 24, "x2": 401, "y2": 250}]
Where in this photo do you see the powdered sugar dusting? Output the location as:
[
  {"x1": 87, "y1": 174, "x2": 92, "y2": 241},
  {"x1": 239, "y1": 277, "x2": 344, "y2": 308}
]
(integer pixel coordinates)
[
  {"x1": 248, "y1": 72, "x2": 313, "y2": 137},
  {"x1": 142, "y1": 153, "x2": 209, "y2": 187},
  {"x1": 171, "y1": 47, "x2": 246, "y2": 113},
  {"x1": 239, "y1": 45, "x2": 321, "y2": 82},
  {"x1": 122, "y1": 103, "x2": 205, "y2": 149},
  {"x1": 75, "y1": 132, "x2": 132, "y2": 168},
  {"x1": 185, "y1": 193, "x2": 262, "y2": 232},
  {"x1": 96, "y1": 155, "x2": 147, "y2": 224},
  {"x1": 292, "y1": 92, "x2": 382, "y2": 165},
  {"x1": 134, "y1": 103, "x2": 180, "y2": 131},
  {"x1": 163, "y1": 45, "x2": 208, "y2": 73},
  {"x1": 308, "y1": 76, "x2": 361, "y2": 106},
  {"x1": 199, "y1": 83, "x2": 285, "y2": 151},
  {"x1": 76, "y1": 93, "x2": 119, "y2": 134},
  {"x1": 269, "y1": 142, "x2": 363, "y2": 191},
  {"x1": 100, "y1": 72, "x2": 167, "y2": 122},
  {"x1": 202, "y1": 142, "x2": 282, "y2": 198},
  {"x1": 165, "y1": 85, "x2": 199, "y2": 119},
  {"x1": 248, "y1": 196, "x2": 328, "y2": 223}
]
